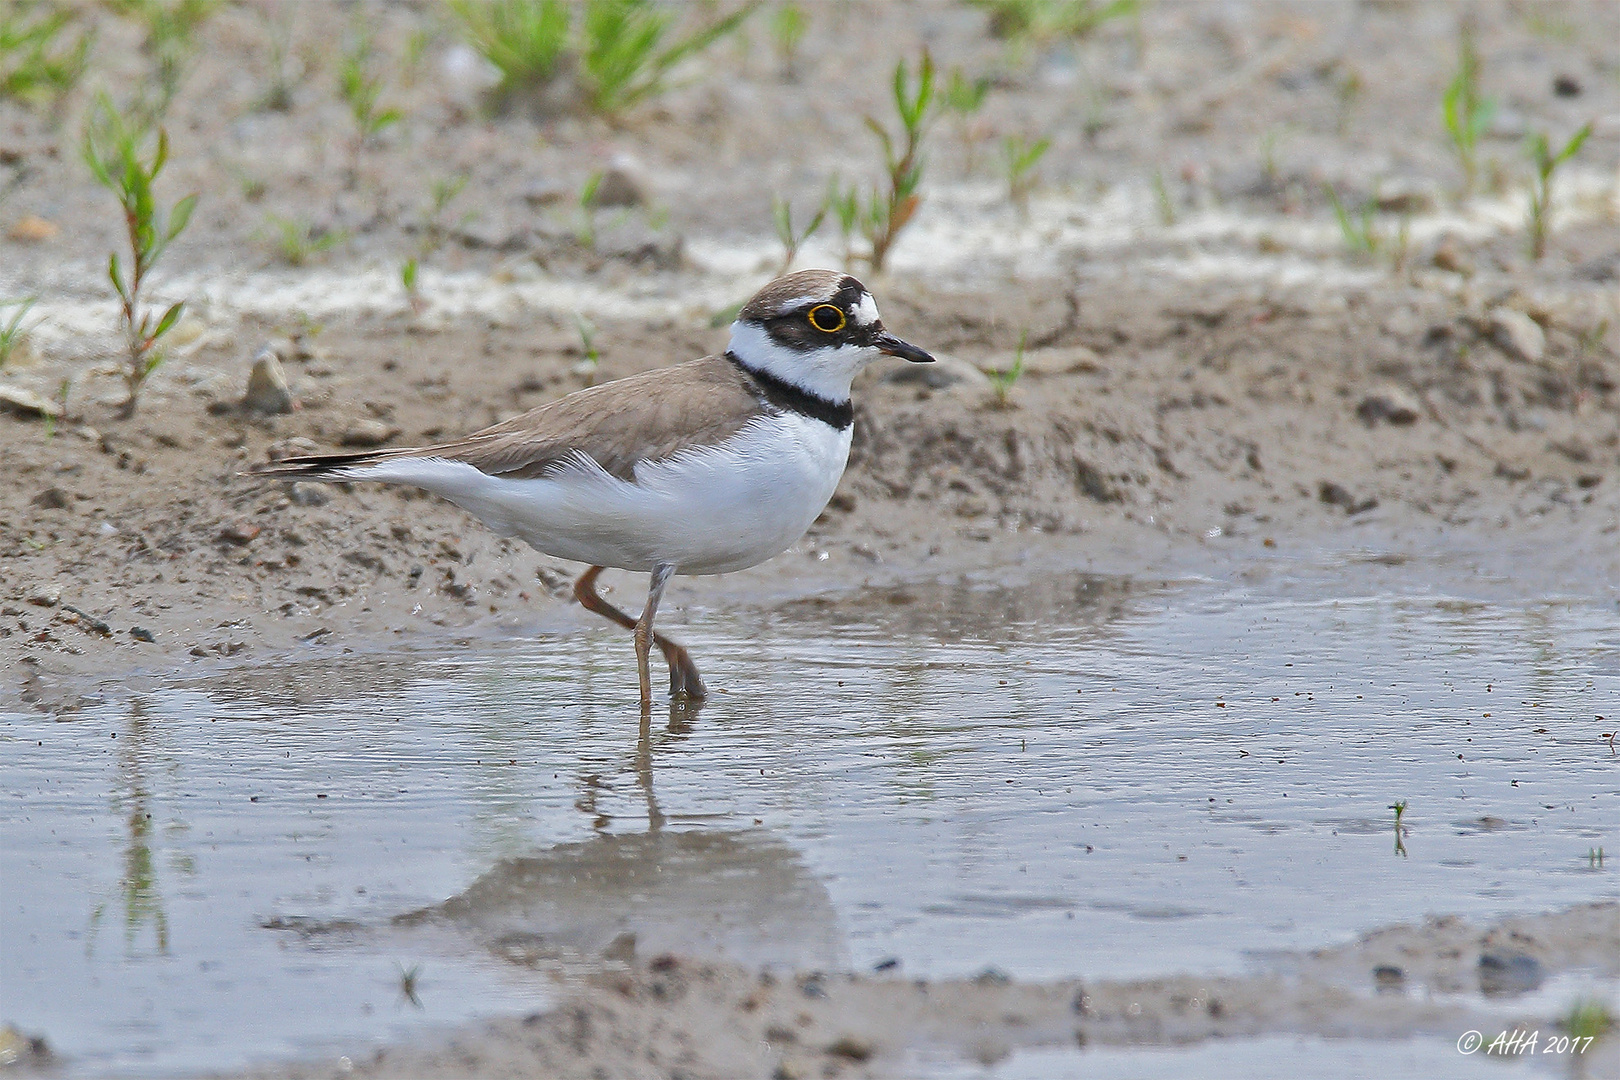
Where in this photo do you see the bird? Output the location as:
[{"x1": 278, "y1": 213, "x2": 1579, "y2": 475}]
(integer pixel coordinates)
[{"x1": 252, "y1": 270, "x2": 934, "y2": 710}]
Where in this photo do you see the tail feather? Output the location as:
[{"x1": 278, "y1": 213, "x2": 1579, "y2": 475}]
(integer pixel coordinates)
[{"x1": 249, "y1": 447, "x2": 420, "y2": 481}]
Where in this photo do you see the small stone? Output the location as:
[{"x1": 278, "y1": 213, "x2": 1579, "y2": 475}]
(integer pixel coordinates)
[
  {"x1": 1431, "y1": 238, "x2": 1473, "y2": 276},
  {"x1": 1478, "y1": 951, "x2": 1544, "y2": 997},
  {"x1": 1319, "y1": 481, "x2": 1377, "y2": 515},
  {"x1": 266, "y1": 436, "x2": 320, "y2": 461},
  {"x1": 1374, "y1": 180, "x2": 1437, "y2": 215},
  {"x1": 1357, "y1": 385, "x2": 1422, "y2": 426},
  {"x1": 130, "y1": 626, "x2": 156, "y2": 642},
  {"x1": 826, "y1": 1036, "x2": 874, "y2": 1062},
  {"x1": 27, "y1": 590, "x2": 59, "y2": 607},
  {"x1": 218, "y1": 520, "x2": 261, "y2": 545},
  {"x1": 1489, "y1": 309, "x2": 1545, "y2": 364},
  {"x1": 591, "y1": 159, "x2": 647, "y2": 208},
  {"x1": 31, "y1": 486, "x2": 71, "y2": 510},
  {"x1": 972, "y1": 966, "x2": 1012, "y2": 986},
  {"x1": 287, "y1": 482, "x2": 329, "y2": 506},
  {"x1": 0, "y1": 385, "x2": 63, "y2": 418},
  {"x1": 522, "y1": 180, "x2": 568, "y2": 208},
  {"x1": 1373, "y1": 965, "x2": 1405, "y2": 992},
  {"x1": 7, "y1": 215, "x2": 58, "y2": 242},
  {"x1": 243, "y1": 345, "x2": 295, "y2": 414},
  {"x1": 1553, "y1": 74, "x2": 1581, "y2": 98},
  {"x1": 341, "y1": 418, "x2": 400, "y2": 447}
]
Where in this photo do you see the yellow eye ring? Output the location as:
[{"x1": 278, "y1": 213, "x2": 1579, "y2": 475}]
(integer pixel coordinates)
[{"x1": 808, "y1": 304, "x2": 846, "y2": 333}]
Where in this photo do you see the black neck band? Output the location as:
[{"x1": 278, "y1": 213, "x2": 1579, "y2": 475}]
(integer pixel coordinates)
[{"x1": 726, "y1": 351, "x2": 853, "y2": 431}]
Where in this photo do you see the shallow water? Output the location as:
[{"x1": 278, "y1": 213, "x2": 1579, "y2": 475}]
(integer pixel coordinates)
[{"x1": 2, "y1": 569, "x2": 1616, "y2": 1077}]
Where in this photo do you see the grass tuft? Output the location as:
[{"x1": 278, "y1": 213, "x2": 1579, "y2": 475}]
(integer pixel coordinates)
[
  {"x1": 986, "y1": 330, "x2": 1028, "y2": 408},
  {"x1": 1441, "y1": 19, "x2": 1495, "y2": 199},
  {"x1": 263, "y1": 215, "x2": 346, "y2": 267},
  {"x1": 772, "y1": 194, "x2": 826, "y2": 276},
  {"x1": 0, "y1": 4, "x2": 92, "y2": 110},
  {"x1": 1002, "y1": 133, "x2": 1051, "y2": 217},
  {"x1": 0, "y1": 296, "x2": 40, "y2": 369}
]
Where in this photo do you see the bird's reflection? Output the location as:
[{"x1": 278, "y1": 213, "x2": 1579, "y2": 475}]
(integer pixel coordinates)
[{"x1": 398, "y1": 697, "x2": 846, "y2": 972}]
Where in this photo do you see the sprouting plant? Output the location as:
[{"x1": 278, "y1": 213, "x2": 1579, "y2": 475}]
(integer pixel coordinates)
[
  {"x1": 338, "y1": 28, "x2": 402, "y2": 181},
  {"x1": 449, "y1": 0, "x2": 755, "y2": 119},
  {"x1": 577, "y1": 0, "x2": 755, "y2": 117},
  {"x1": 769, "y1": 3, "x2": 806, "y2": 79},
  {"x1": 448, "y1": 0, "x2": 571, "y2": 108},
  {"x1": 1325, "y1": 185, "x2": 1381, "y2": 256},
  {"x1": 1002, "y1": 133, "x2": 1051, "y2": 217},
  {"x1": 81, "y1": 95, "x2": 197, "y2": 418},
  {"x1": 772, "y1": 195, "x2": 826, "y2": 276},
  {"x1": 398, "y1": 962, "x2": 423, "y2": 1008},
  {"x1": 1151, "y1": 169, "x2": 1177, "y2": 226},
  {"x1": 401, "y1": 257, "x2": 423, "y2": 315},
  {"x1": 986, "y1": 330, "x2": 1027, "y2": 408},
  {"x1": 263, "y1": 215, "x2": 345, "y2": 266},
  {"x1": 973, "y1": 0, "x2": 1137, "y2": 46},
  {"x1": 825, "y1": 178, "x2": 859, "y2": 270},
  {"x1": 0, "y1": 4, "x2": 92, "y2": 110},
  {"x1": 402, "y1": 27, "x2": 431, "y2": 87},
  {"x1": 108, "y1": 0, "x2": 218, "y2": 120},
  {"x1": 1561, "y1": 998, "x2": 1612, "y2": 1046},
  {"x1": 1441, "y1": 20, "x2": 1495, "y2": 199},
  {"x1": 856, "y1": 50, "x2": 935, "y2": 273},
  {"x1": 1591, "y1": 846, "x2": 1606, "y2": 869},
  {"x1": 0, "y1": 296, "x2": 39, "y2": 369},
  {"x1": 1525, "y1": 122, "x2": 1591, "y2": 262},
  {"x1": 574, "y1": 314, "x2": 600, "y2": 384},
  {"x1": 1390, "y1": 800, "x2": 1408, "y2": 857},
  {"x1": 256, "y1": 8, "x2": 297, "y2": 112},
  {"x1": 940, "y1": 67, "x2": 991, "y2": 172},
  {"x1": 576, "y1": 170, "x2": 603, "y2": 249}
]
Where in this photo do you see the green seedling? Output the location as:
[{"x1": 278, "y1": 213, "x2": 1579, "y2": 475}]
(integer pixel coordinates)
[
  {"x1": 0, "y1": 296, "x2": 39, "y2": 369},
  {"x1": 449, "y1": 0, "x2": 571, "y2": 108},
  {"x1": 1441, "y1": 20, "x2": 1495, "y2": 199},
  {"x1": 973, "y1": 0, "x2": 1137, "y2": 45},
  {"x1": 1525, "y1": 122, "x2": 1591, "y2": 261},
  {"x1": 450, "y1": 0, "x2": 754, "y2": 118},
  {"x1": 825, "y1": 177, "x2": 860, "y2": 270},
  {"x1": 1590, "y1": 846, "x2": 1605, "y2": 869},
  {"x1": 81, "y1": 95, "x2": 197, "y2": 418},
  {"x1": 109, "y1": 0, "x2": 218, "y2": 120},
  {"x1": 264, "y1": 215, "x2": 345, "y2": 266},
  {"x1": 41, "y1": 376, "x2": 69, "y2": 437},
  {"x1": 1152, "y1": 169, "x2": 1176, "y2": 226},
  {"x1": 1561, "y1": 998, "x2": 1612, "y2": 1045},
  {"x1": 1390, "y1": 800, "x2": 1408, "y2": 857},
  {"x1": 398, "y1": 963, "x2": 423, "y2": 1008},
  {"x1": 986, "y1": 330, "x2": 1027, "y2": 408},
  {"x1": 1324, "y1": 184, "x2": 1405, "y2": 264},
  {"x1": 769, "y1": 3, "x2": 806, "y2": 79},
  {"x1": 578, "y1": 0, "x2": 755, "y2": 117},
  {"x1": 401, "y1": 257, "x2": 422, "y2": 314},
  {"x1": 0, "y1": 4, "x2": 91, "y2": 109},
  {"x1": 339, "y1": 28, "x2": 402, "y2": 182},
  {"x1": 772, "y1": 194, "x2": 826, "y2": 276},
  {"x1": 573, "y1": 314, "x2": 600, "y2": 384},
  {"x1": 857, "y1": 50, "x2": 935, "y2": 273},
  {"x1": 940, "y1": 67, "x2": 990, "y2": 172},
  {"x1": 576, "y1": 170, "x2": 603, "y2": 249},
  {"x1": 1002, "y1": 133, "x2": 1051, "y2": 217}
]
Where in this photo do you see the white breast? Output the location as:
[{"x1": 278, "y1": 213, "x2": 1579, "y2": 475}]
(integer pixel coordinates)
[{"x1": 343, "y1": 413, "x2": 852, "y2": 575}]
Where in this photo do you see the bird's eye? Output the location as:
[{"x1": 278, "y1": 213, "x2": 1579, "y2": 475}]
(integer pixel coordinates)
[{"x1": 808, "y1": 304, "x2": 845, "y2": 333}]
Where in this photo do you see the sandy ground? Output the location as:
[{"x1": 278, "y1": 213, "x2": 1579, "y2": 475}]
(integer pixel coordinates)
[{"x1": 3, "y1": 1, "x2": 1620, "y2": 1076}]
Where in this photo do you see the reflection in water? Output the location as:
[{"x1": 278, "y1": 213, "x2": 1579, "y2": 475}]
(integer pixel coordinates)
[
  {"x1": 87, "y1": 700, "x2": 190, "y2": 958},
  {"x1": 398, "y1": 705, "x2": 846, "y2": 972}
]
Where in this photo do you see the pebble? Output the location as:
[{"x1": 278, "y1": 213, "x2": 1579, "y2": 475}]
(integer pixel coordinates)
[
  {"x1": 1478, "y1": 951, "x2": 1545, "y2": 997},
  {"x1": 1356, "y1": 385, "x2": 1422, "y2": 426},
  {"x1": 0, "y1": 385, "x2": 63, "y2": 418},
  {"x1": 288, "y1": 482, "x2": 329, "y2": 507},
  {"x1": 267, "y1": 436, "x2": 320, "y2": 461},
  {"x1": 130, "y1": 627, "x2": 156, "y2": 643},
  {"x1": 218, "y1": 520, "x2": 262, "y2": 545},
  {"x1": 31, "y1": 487, "x2": 71, "y2": 510},
  {"x1": 243, "y1": 345, "x2": 295, "y2": 414},
  {"x1": 1489, "y1": 309, "x2": 1545, "y2": 364},
  {"x1": 341, "y1": 418, "x2": 400, "y2": 447},
  {"x1": 592, "y1": 158, "x2": 648, "y2": 207},
  {"x1": 7, "y1": 215, "x2": 58, "y2": 242},
  {"x1": 825, "y1": 1036, "x2": 874, "y2": 1062}
]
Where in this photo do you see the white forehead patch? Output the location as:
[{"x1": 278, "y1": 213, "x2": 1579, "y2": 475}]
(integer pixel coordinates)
[
  {"x1": 775, "y1": 294, "x2": 825, "y2": 316},
  {"x1": 853, "y1": 294, "x2": 880, "y2": 327}
]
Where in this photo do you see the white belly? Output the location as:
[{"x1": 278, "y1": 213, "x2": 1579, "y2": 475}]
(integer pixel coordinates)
[{"x1": 348, "y1": 414, "x2": 851, "y2": 575}]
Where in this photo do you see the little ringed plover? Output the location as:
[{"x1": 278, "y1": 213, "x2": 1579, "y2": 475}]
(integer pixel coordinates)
[{"x1": 253, "y1": 269, "x2": 934, "y2": 710}]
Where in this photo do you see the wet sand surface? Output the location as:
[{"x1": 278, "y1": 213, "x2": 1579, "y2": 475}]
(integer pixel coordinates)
[
  {"x1": 4, "y1": 567, "x2": 1617, "y2": 1078},
  {"x1": 3, "y1": 1, "x2": 1620, "y2": 1076}
]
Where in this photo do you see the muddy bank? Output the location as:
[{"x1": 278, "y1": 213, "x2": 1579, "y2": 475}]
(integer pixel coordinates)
[
  {"x1": 5, "y1": 272, "x2": 1619, "y2": 715},
  {"x1": 230, "y1": 903, "x2": 1619, "y2": 1079}
]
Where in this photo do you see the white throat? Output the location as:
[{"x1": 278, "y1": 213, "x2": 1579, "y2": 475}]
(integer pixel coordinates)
[{"x1": 726, "y1": 320, "x2": 879, "y2": 403}]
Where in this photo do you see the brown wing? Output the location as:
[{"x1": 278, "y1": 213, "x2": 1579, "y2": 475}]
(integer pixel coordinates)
[{"x1": 253, "y1": 355, "x2": 768, "y2": 483}]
